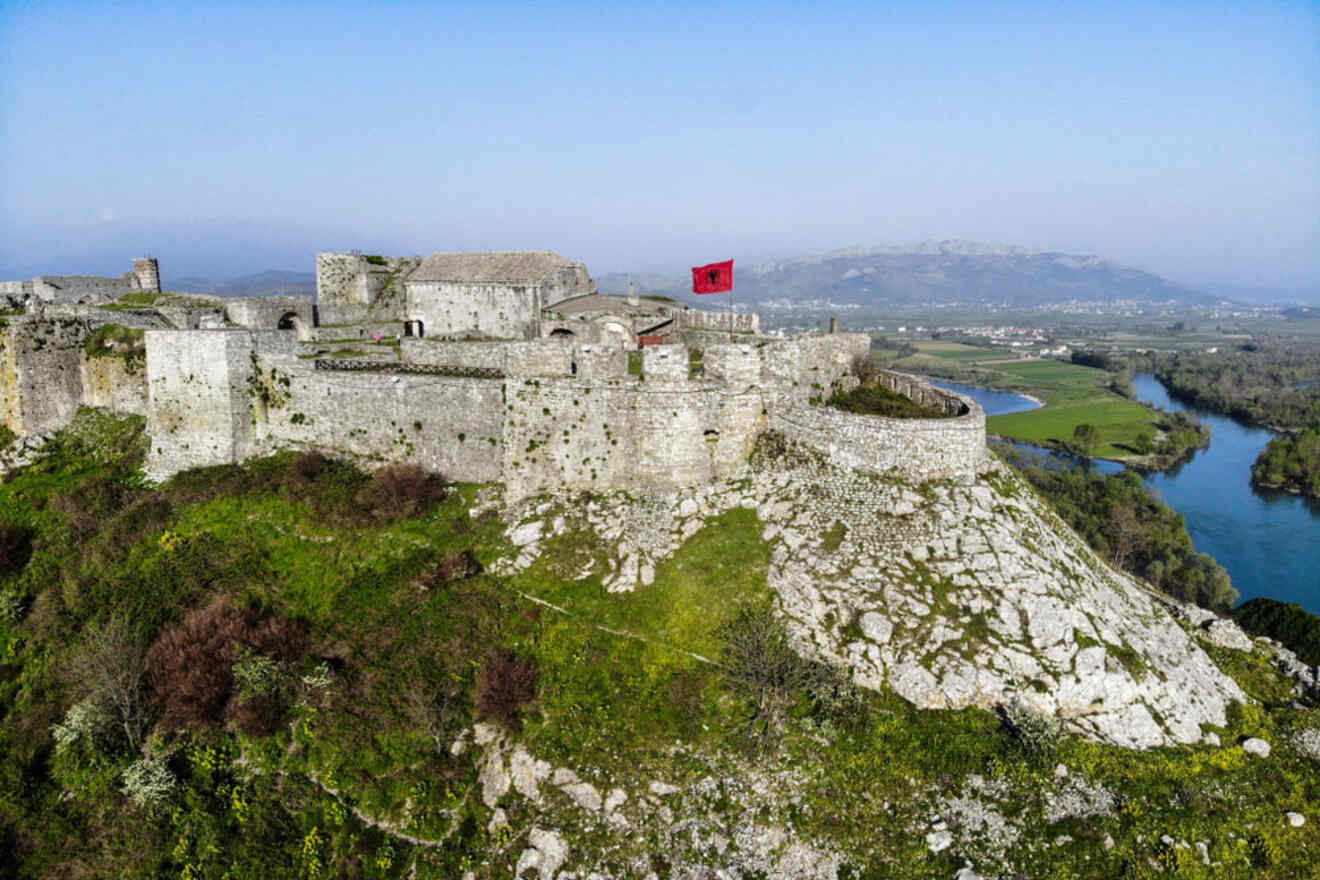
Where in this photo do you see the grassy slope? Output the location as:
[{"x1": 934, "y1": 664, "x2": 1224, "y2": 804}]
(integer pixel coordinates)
[{"x1": 0, "y1": 411, "x2": 1317, "y2": 878}]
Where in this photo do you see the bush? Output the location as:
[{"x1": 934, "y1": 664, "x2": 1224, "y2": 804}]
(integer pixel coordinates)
[
  {"x1": 0, "y1": 523, "x2": 34, "y2": 575},
  {"x1": 475, "y1": 649, "x2": 538, "y2": 731},
  {"x1": 120, "y1": 756, "x2": 176, "y2": 810},
  {"x1": 419, "y1": 549, "x2": 482, "y2": 589},
  {"x1": 718, "y1": 606, "x2": 863, "y2": 748},
  {"x1": 850, "y1": 352, "x2": 881, "y2": 384},
  {"x1": 997, "y1": 698, "x2": 1061, "y2": 766},
  {"x1": 147, "y1": 596, "x2": 306, "y2": 731},
  {"x1": 288, "y1": 450, "x2": 327, "y2": 482},
  {"x1": 353, "y1": 463, "x2": 448, "y2": 524}
]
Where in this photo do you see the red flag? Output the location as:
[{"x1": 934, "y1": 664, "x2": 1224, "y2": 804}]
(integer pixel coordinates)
[{"x1": 692, "y1": 259, "x2": 734, "y2": 294}]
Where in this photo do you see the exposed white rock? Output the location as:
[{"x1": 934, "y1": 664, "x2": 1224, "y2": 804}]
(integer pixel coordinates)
[
  {"x1": 515, "y1": 827, "x2": 569, "y2": 880},
  {"x1": 497, "y1": 445, "x2": 1246, "y2": 748},
  {"x1": 562, "y1": 781, "x2": 603, "y2": 812},
  {"x1": 1242, "y1": 737, "x2": 1272, "y2": 758},
  {"x1": 649, "y1": 780, "x2": 681, "y2": 797},
  {"x1": 1286, "y1": 811, "x2": 1306, "y2": 827},
  {"x1": 510, "y1": 520, "x2": 544, "y2": 547},
  {"x1": 1202, "y1": 619, "x2": 1254, "y2": 652}
]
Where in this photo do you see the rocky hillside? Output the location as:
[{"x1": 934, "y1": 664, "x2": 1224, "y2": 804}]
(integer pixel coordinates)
[
  {"x1": 1, "y1": 412, "x2": 1317, "y2": 879},
  {"x1": 600, "y1": 240, "x2": 1215, "y2": 309}
]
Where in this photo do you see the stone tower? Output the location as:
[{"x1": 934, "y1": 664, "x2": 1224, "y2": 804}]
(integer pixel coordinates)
[{"x1": 132, "y1": 258, "x2": 161, "y2": 294}]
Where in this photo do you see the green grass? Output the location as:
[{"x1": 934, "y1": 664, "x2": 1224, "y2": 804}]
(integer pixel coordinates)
[
  {"x1": 902, "y1": 353, "x2": 1165, "y2": 460},
  {"x1": 3, "y1": 413, "x2": 1320, "y2": 879}
]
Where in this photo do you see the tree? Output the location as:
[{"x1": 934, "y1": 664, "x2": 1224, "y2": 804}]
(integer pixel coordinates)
[
  {"x1": 67, "y1": 617, "x2": 151, "y2": 751},
  {"x1": 1072, "y1": 423, "x2": 1101, "y2": 456}
]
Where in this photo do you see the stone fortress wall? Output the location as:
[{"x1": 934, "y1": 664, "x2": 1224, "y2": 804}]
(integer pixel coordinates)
[{"x1": 5, "y1": 251, "x2": 989, "y2": 500}]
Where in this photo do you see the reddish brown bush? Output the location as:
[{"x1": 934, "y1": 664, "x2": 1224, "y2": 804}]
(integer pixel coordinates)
[
  {"x1": 353, "y1": 463, "x2": 448, "y2": 523},
  {"x1": 0, "y1": 523, "x2": 34, "y2": 575},
  {"x1": 475, "y1": 649, "x2": 539, "y2": 731},
  {"x1": 288, "y1": 450, "x2": 327, "y2": 482},
  {"x1": 419, "y1": 549, "x2": 482, "y2": 589},
  {"x1": 146, "y1": 596, "x2": 306, "y2": 731}
]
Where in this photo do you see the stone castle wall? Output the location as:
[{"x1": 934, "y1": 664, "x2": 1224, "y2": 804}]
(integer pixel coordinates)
[
  {"x1": 144, "y1": 331, "x2": 257, "y2": 481},
  {"x1": 224, "y1": 296, "x2": 315, "y2": 332},
  {"x1": 407, "y1": 281, "x2": 544, "y2": 340},
  {"x1": 254, "y1": 358, "x2": 505, "y2": 483},
  {"x1": 82, "y1": 355, "x2": 149, "y2": 416},
  {"x1": 771, "y1": 372, "x2": 987, "y2": 483},
  {"x1": 0, "y1": 317, "x2": 89, "y2": 435},
  {"x1": 315, "y1": 253, "x2": 418, "y2": 319}
]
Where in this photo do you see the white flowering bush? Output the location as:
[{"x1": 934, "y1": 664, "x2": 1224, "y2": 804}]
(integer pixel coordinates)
[
  {"x1": 52, "y1": 698, "x2": 110, "y2": 753},
  {"x1": 120, "y1": 756, "x2": 177, "y2": 809}
]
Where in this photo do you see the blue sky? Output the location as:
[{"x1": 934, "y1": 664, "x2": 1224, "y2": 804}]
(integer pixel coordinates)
[{"x1": 1, "y1": 1, "x2": 1317, "y2": 293}]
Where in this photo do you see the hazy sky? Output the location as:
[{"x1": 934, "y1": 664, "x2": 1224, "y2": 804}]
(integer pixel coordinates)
[{"x1": 2, "y1": 1, "x2": 1317, "y2": 291}]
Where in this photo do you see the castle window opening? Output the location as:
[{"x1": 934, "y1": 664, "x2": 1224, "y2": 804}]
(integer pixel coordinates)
[
  {"x1": 277, "y1": 312, "x2": 299, "y2": 330},
  {"x1": 550, "y1": 328, "x2": 575, "y2": 338}
]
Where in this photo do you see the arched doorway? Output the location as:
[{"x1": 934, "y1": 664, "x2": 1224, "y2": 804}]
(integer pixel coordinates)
[{"x1": 549, "y1": 327, "x2": 575, "y2": 338}]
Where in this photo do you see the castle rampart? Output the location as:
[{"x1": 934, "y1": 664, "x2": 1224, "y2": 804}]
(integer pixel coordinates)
[
  {"x1": 771, "y1": 372, "x2": 987, "y2": 483},
  {"x1": 7, "y1": 250, "x2": 987, "y2": 501}
]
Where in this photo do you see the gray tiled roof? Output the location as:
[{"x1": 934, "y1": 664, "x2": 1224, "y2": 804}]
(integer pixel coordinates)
[{"x1": 408, "y1": 251, "x2": 577, "y2": 284}]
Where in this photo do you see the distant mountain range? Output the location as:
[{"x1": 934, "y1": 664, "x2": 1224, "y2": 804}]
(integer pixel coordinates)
[{"x1": 599, "y1": 240, "x2": 1222, "y2": 310}]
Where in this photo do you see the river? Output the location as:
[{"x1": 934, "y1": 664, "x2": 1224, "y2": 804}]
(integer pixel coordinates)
[{"x1": 936, "y1": 376, "x2": 1320, "y2": 614}]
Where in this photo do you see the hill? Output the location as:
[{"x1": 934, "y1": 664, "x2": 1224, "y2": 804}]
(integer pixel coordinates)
[
  {"x1": 600, "y1": 240, "x2": 1219, "y2": 311},
  {"x1": 1, "y1": 411, "x2": 1317, "y2": 878}
]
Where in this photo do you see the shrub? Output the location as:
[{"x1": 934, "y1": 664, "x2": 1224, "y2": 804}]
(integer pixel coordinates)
[
  {"x1": 475, "y1": 649, "x2": 538, "y2": 731},
  {"x1": 719, "y1": 605, "x2": 847, "y2": 749},
  {"x1": 850, "y1": 352, "x2": 881, "y2": 384},
  {"x1": 120, "y1": 756, "x2": 177, "y2": 810},
  {"x1": 997, "y1": 698, "x2": 1061, "y2": 766},
  {"x1": 419, "y1": 549, "x2": 482, "y2": 589},
  {"x1": 52, "y1": 697, "x2": 113, "y2": 754},
  {"x1": 67, "y1": 617, "x2": 150, "y2": 750},
  {"x1": 288, "y1": 449, "x2": 327, "y2": 482},
  {"x1": 0, "y1": 523, "x2": 34, "y2": 575},
  {"x1": 147, "y1": 596, "x2": 306, "y2": 731},
  {"x1": 352, "y1": 463, "x2": 448, "y2": 524}
]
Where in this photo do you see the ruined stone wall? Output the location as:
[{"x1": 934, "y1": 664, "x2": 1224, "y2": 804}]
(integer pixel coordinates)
[
  {"x1": 254, "y1": 358, "x2": 504, "y2": 483},
  {"x1": 223, "y1": 296, "x2": 315, "y2": 332},
  {"x1": 31, "y1": 275, "x2": 131, "y2": 304},
  {"x1": 82, "y1": 355, "x2": 149, "y2": 415},
  {"x1": 132, "y1": 258, "x2": 161, "y2": 293},
  {"x1": 406, "y1": 281, "x2": 542, "y2": 340},
  {"x1": 315, "y1": 253, "x2": 418, "y2": 319},
  {"x1": 676, "y1": 309, "x2": 760, "y2": 334},
  {"x1": 771, "y1": 378, "x2": 986, "y2": 484},
  {"x1": 316, "y1": 253, "x2": 368, "y2": 306},
  {"x1": 0, "y1": 317, "x2": 89, "y2": 435},
  {"x1": 144, "y1": 331, "x2": 256, "y2": 481}
]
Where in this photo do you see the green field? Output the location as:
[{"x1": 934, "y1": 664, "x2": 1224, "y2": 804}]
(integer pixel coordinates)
[{"x1": 892, "y1": 352, "x2": 1166, "y2": 461}]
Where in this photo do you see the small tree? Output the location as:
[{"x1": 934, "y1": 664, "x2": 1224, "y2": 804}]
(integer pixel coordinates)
[
  {"x1": 1072, "y1": 423, "x2": 1101, "y2": 456},
  {"x1": 67, "y1": 617, "x2": 151, "y2": 751},
  {"x1": 720, "y1": 606, "x2": 826, "y2": 750}
]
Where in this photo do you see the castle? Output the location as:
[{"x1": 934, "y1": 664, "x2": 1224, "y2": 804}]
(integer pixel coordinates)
[{"x1": 1, "y1": 251, "x2": 987, "y2": 499}]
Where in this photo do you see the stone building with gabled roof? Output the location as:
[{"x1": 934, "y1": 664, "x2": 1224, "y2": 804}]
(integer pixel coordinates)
[{"x1": 405, "y1": 250, "x2": 595, "y2": 340}]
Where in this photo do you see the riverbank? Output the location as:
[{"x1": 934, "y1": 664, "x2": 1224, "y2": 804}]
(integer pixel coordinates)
[{"x1": 977, "y1": 375, "x2": 1320, "y2": 615}]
